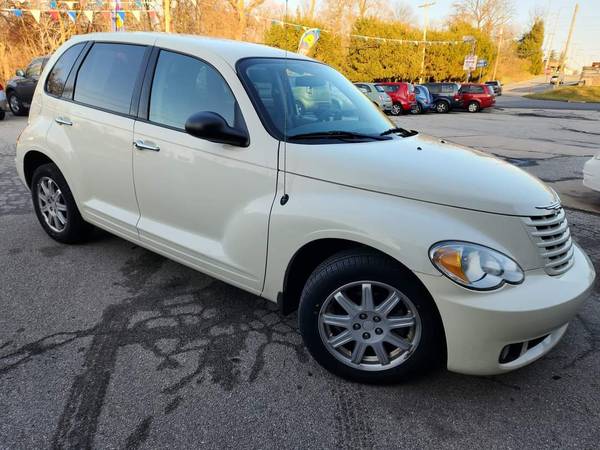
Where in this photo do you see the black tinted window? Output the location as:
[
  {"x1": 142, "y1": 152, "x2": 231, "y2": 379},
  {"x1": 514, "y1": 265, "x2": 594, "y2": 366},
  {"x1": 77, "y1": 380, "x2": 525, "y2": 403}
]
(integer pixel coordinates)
[
  {"x1": 149, "y1": 50, "x2": 237, "y2": 129},
  {"x1": 46, "y1": 43, "x2": 85, "y2": 97},
  {"x1": 426, "y1": 84, "x2": 440, "y2": 93},
  {"x1": 74, "y1": 43, "x2": 146, "y2": 114}
]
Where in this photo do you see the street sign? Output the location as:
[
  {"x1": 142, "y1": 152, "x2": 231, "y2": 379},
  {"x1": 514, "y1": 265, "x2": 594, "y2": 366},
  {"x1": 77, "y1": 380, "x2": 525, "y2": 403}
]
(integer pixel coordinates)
[
  {"x1": 463, "y1": 55, "x2": 478, "y2": 71},
  {"x1": 476, "y1": 59, "x2": 488, "y2": 68}
]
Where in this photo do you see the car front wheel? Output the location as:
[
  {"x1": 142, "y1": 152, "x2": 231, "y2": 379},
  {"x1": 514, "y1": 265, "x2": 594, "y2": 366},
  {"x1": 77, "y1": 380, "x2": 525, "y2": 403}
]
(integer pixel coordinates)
[
  {"x1": 0, "y1": 110, "x2": 5, "y2": 121},
  {"x1": 31, "y1": 163, "x2": 92, "y2": 244},
  {"x1": 298, "y1": 249, "x2": 444, "y2": 383}
]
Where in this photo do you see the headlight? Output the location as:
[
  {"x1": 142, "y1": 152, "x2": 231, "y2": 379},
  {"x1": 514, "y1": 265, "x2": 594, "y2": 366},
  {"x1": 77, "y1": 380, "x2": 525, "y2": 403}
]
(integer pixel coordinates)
[{"x1": 429, "y1": 242, "x2": 524, "y2": 291}]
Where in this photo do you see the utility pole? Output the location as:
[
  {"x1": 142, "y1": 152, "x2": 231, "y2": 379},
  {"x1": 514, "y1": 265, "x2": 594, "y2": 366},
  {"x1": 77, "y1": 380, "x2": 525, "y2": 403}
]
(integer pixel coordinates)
[
  {"x1": 491, "y1": 27, "x2": 503, "y2": 80},
  {"x1": 418, "y1": 2, "x2": 436, "y2": 84},
  {"x1": 164, "y1": 0, "x2": 171, "y2": 32},
  {"x1": 543, "y1": 10, "x2": 561, "y2": 81},
  {"x1": 557, "y1": 2, "x2": 579, "y2": 87}
]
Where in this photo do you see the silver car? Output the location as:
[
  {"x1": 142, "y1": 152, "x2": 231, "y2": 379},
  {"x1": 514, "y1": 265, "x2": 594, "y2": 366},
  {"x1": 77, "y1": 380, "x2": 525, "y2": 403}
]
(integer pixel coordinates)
[{"x1": 354, "y1": 82, "x2": 393, "y2": 113}]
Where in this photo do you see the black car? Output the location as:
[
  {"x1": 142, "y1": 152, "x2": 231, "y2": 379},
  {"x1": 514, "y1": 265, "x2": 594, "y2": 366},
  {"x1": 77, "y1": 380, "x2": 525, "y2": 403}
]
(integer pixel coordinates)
[
  {"x1": 423, "y1": 82, "x2": 462, "y2": 113},
  {"x1": 485, "y1": 80, "x2": 503, "y2": 96},
  {"x1": 5, "y1": 56, "x2": 49, "y2": 116}
]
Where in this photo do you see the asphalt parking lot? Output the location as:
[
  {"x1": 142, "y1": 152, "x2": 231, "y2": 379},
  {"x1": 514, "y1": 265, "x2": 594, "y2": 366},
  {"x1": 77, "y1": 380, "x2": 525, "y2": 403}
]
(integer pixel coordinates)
[{"x1": 1, "y1": 109, "x2": 599, "y2": 449}]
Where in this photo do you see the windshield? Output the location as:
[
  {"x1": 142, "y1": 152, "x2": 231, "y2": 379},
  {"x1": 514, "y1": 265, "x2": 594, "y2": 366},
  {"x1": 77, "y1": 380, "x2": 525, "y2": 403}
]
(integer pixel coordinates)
[
  {"x1": 379, "y1": 84, "x2": 398, "y2": 93},
  {"x1": 375, "y1": 85, "x2": 385, "y2": 92},
  {"x1": 238, "y1": 58, "x2": 395, "y2": 141}
]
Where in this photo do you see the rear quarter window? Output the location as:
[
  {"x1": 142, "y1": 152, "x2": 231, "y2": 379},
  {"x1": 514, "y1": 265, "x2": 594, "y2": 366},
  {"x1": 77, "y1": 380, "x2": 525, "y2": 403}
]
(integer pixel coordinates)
[{"x1": 45, "y1": 43, "x2": 86, "y2": 97}]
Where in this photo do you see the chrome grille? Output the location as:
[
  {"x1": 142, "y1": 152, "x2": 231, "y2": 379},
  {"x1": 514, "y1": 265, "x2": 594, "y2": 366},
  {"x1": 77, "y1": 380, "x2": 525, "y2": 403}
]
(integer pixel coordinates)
[{"x1": 524, "y1": 208, "x2": 574, "y2": 276}]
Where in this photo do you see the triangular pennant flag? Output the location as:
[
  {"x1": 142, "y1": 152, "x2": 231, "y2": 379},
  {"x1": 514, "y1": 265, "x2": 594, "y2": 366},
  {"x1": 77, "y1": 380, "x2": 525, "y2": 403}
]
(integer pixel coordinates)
[
  {"x1": 12, "y1": 9, "x2": 23, "y2": 17},
  {"x1": 30, "y1": 9, "x2": 41, "y2": 22},
  {"x1": 134, "y1": 0, "x2": 142, "y2": 6},
  {"x1": 50, "y1": 1, "x2": 57, "y2": 8},
  {"x1": 96, "y1": 0, "x2": 103, "y2": 6},
  {"x1": 64, "y1": 1, "x2": 76, "y2": 8},
  {"x1": 49, "y1": 10, "x2": 59, "y2": 20},
  {"x1": 67, "y1": 10, "x2": 77, "y2": 22},
  {"x1": 131, "y1": 10, "x2": 140, "y2": 21},
  {"x1": 83, "y1": 10, "x2": 93, "y2": 22}
]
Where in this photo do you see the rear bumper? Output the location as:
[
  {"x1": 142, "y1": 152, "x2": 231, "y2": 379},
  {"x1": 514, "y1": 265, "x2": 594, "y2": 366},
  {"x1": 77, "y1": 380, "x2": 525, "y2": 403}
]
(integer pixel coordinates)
[
  {"x1": 0, "y1": 91, "x2": 8, "y2": 111},
  {"x1": 417, "y1": 243, "x2": 596, "y2": 375},
  {"x1": 583, "y1": 157, "x2": 600, "y2": 192}
]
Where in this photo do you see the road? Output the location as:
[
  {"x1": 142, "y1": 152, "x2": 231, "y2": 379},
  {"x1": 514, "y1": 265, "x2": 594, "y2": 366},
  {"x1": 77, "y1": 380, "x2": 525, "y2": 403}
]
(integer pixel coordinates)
[
  {"x1": 494, "y1": 76, "x2": 600, "y2": 111},
  {"x1": 1, "y1": 113, "x2": 599, "y2": 449}
]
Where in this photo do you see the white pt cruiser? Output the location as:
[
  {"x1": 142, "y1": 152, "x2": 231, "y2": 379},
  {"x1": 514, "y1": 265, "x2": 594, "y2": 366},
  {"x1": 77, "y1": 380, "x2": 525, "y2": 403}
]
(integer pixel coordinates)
[{"x1": 16, "y1": 33, "x2": 596, "y2": 383}]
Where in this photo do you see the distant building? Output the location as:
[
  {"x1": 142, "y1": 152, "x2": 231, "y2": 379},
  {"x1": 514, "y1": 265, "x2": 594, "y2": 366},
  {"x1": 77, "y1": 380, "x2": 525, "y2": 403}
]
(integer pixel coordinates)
[{"x1": 580, "y1": 64, "x2": 600, "y2": 86}]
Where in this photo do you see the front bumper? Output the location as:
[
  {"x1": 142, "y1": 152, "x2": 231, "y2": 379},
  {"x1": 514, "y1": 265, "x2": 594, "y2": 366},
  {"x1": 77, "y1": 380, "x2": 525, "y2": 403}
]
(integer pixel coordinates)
[
  {"x1": 417, "y1": 243, "x2": 596, "y2": 375},
  {"x1": 0, "y1": 91, "x2": 8, "y2": 112},
  {"x1": 583, "y1": 157, "x2": 600, "y2": 193},
  {"x1": 381, "y1": 101, "x2": 393, "y2": 111}
]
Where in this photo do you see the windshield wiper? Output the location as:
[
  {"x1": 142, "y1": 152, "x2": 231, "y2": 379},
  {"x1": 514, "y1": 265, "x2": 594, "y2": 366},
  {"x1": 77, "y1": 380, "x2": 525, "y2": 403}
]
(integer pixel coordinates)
[
  {"x1": 380, "y1": 127, "x2": 419, "y2": 137},
  {"x1": 288, "y1": 130, "x2": 390, "y2": 141}
]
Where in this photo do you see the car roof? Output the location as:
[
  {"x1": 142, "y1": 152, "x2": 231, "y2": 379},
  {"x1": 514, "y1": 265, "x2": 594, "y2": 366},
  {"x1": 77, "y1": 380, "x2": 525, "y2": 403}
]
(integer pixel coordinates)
[{"x1": 67, "y1": 32, "x2": 311, "y2": 67}]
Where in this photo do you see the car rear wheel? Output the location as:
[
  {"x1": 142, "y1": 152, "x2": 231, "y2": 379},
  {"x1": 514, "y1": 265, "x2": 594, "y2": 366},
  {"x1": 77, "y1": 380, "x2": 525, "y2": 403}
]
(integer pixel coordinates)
[
  {"x1": 0, "y1": 110, "x2": 5, "y2": 121},
  {"x1": 298, "y1": 249, "x2": 444, "y2": 383},
  {"x1": 467, "y1": 101, "x2": 480, "y2": 113},
  {"x1": 8, "y1": 93, "x2": 27, "y2": 116},
  {"x1": 31, "y1": 163, "x2": 92, "y2": 244},
  {"x1": 390, "y1": 103, "x2": 403, "y2": 116},
  {"x1": 411, "y1": 103, "x2": 423, "y2": 114},
  {"x1": 435, "y1": 101, "x2": 450, "y2": 113}
]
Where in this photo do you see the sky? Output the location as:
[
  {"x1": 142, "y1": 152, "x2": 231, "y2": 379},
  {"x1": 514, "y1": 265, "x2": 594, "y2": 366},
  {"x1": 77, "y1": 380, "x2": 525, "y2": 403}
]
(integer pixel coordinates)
[
  {"x1": 421, "y1": 0, "x2": 599, "y2": 68},
  {"x1": 283, "y1": 0, "x2": 599, "y2": 69}
]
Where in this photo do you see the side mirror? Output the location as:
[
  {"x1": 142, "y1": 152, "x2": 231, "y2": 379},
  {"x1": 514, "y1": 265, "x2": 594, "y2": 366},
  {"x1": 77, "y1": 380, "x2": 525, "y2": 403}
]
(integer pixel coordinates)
[
  {"x1": 16, "y1": 69, "x2": 25, "y2": 77},
  {"x1": 185, "y1": 112, "x2": 249, "y2": 147}
]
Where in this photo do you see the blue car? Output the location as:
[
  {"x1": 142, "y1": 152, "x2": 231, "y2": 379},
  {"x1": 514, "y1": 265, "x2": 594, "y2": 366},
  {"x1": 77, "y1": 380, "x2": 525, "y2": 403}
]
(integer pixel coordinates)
[{"x1": 412, "y1": 84, "x2": 435, "y2": 114}]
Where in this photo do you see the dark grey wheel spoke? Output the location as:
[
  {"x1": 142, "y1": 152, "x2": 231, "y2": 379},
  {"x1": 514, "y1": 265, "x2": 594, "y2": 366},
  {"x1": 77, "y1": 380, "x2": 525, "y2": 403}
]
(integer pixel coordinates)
[{"x1": 318, "y1": 280, "x2": 421, "y2": 371}]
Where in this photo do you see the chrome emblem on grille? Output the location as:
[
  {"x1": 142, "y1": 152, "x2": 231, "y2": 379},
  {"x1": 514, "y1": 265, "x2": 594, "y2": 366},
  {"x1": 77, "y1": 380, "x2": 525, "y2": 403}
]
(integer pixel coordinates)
[{"x1": 535, "y1": 200, "x2": 561, "y2": 211}]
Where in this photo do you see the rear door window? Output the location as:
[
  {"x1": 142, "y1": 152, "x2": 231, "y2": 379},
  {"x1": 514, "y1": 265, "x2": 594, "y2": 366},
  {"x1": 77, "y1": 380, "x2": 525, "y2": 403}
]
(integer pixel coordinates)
[
  {"x1": 45, "y1": 43, "x2": 86, "y2": 97},
  {"x1": 74, "y1": 43, "x2": 146, "y2": 115}
]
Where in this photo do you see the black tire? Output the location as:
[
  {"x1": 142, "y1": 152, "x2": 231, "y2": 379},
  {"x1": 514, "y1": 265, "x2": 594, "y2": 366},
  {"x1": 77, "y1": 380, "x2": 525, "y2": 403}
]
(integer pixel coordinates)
[
  {"x1": 467, "y1": 101, "x2": 480, "y2": 113},
  {"x1": 390, "y1": 103, "x2": 403, "y2": 116},
  {"x1": 31, "y1": 163, "x2": 92, "y2": 244},
  {"x1": 298, "y1": 249, "x2": 445, "y2": 384},
  {"x1": 410, "y1": 103, "x2": 423, "y2": 115},
  {"x1": 7, "y1": 92, "x2": 27, "y2": 116},
  {"x1": 435, "y1": 100, "x2": 450, "y2": 113},
  {"x1": 0, "y1": 110, "x2": 5, "y2": 121}
]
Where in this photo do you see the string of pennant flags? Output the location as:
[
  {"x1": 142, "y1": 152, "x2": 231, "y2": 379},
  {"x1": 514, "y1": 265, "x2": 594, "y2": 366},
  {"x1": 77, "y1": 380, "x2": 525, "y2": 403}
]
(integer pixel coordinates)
[{"x1": 1, "y1": 3, "x2": 469, "y2": 46}]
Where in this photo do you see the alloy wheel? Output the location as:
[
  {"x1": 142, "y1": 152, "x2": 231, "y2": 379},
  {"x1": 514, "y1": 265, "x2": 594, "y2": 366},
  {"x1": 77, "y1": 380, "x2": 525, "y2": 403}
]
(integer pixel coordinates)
[
  {"x1": 391, "y1": 104, "x2": 402, "y2": 115},
  {"x1": 9, "y1": 95, "x2": 20, "y2": 114},
  {"x1": 318, "y1": 281, "x2": 421, "y2": 371},
  {"x1": 37, "y1": 176, "x2": 68, "y2": 232}
]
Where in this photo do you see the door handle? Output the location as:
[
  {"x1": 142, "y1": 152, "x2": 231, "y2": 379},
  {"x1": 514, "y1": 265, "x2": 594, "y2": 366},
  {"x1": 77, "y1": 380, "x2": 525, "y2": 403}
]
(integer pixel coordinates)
[
  {"x1": 55, "y1": 117, "x2": 73, "y2": 126},
  {"x1": 133, "y1": 139, "x2": 160, "y2": 152}
]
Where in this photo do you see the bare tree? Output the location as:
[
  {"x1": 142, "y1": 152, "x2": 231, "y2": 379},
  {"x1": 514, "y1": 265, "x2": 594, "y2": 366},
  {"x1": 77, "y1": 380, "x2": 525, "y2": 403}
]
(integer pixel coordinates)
[
  {"x1": 299, "y1": 0, "x2": 318, "y2": 18},
  {"x1": 226, "y1": 0, "x2": 267, "y2": 40},
  {"x1": 452, "y1": 0, "x2": 514, "y2": 32},
  {"x1": 391, "y1": 0, "x2": 416, "y2": 23}
]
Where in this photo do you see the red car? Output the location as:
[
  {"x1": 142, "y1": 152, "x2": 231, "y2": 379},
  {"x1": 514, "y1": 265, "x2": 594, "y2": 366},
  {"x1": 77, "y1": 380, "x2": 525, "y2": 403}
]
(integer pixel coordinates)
[
  {"x1": 459, "y1": 83, "x2": 496, "y2": 112},
  {"x1": 376, "y1": 82, "x2": 417, "y2": 115}
]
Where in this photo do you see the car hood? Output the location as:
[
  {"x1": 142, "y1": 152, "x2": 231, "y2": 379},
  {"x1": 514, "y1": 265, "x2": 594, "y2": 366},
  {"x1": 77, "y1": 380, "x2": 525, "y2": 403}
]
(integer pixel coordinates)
[{"x1": 286, "y1": 133, "x2": 558, "y2": 216}]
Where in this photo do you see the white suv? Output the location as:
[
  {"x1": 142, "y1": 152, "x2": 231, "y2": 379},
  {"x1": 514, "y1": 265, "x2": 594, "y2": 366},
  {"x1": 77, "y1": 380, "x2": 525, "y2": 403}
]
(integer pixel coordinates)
[{"x1": 15, "y1": 33, "x2": 595, "y2": 383}]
